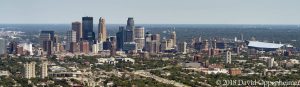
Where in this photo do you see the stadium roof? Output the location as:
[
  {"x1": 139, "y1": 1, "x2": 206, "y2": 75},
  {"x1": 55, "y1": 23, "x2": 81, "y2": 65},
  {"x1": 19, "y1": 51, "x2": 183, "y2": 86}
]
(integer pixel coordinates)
[{"x1": 248, "y1": 41, "x2": 284, "y2": 49}]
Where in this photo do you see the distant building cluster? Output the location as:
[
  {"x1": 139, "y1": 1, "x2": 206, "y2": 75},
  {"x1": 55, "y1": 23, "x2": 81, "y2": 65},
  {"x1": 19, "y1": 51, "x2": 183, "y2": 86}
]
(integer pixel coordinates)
[{"x1": 0, "y1": 17, "x2": 188, "y2": 58}]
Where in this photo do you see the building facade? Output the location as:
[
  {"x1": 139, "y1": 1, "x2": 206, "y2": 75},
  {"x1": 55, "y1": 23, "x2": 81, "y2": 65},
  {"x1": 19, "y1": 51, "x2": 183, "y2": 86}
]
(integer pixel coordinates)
[
  {"x1": 0, "y1": 38, "x2": 6, "y2": 55},
  {"x1": 98, "y1": 17, "x2": 107, "y2": 42},
  {"x1": 82, "y1": 17, "x2": 95, "y2": 42},
  {"x1": 134, "y1": 26, "x2": 145, "y2": 51},
  {"x1": 41, "y1": 61, "x2": 48, "y2": 79},
  {"x1": 72, "y1": 21, "x2": 82, "y2": 42},
  {"x1": 24, "y1": 62, "x2": 36, "y2": 79}
]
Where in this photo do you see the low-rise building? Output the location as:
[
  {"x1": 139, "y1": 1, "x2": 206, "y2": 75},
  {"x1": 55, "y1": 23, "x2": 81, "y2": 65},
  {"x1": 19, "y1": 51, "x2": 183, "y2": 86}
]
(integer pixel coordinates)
[
  {"x1": 49, "y1": 71, "x2": 83, "y2": 80},
  {"x1": 229, "y1": 68, "x2": 242, "y2": 75},
  {"x1": 0, "y1": 70, "x2": 11, "y2": 76},
  {"x1": 96, "y1": 57, "x2": 135, "y2": 65}
]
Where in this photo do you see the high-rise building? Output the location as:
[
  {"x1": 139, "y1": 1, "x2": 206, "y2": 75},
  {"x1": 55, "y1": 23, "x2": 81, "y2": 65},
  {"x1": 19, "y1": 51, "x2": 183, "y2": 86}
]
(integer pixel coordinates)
[
  {"x1": 212, "y1": 40, "x2": 217, "y2": 49},
  {"x1": 103, "y1": 40, "x2": 112, "y2": 50},
  {"x1": 53, "y1": 35, "x2": 59, "y2": 44},
  {"x1": 80, "y1": 40, "x2": 89, "y2": 54},
  {"x1": 98, "y1": 41, "x2": 103, "y2": 52},
  {"x1": 82, "y1": 17, "x2": 95, "y2": 42},
  {"x1": 225, "y1": 50, "x2": 232, "y2": 64},
  {"x1": 72, "y1": 21, "x2": 82, "y2": 42},
  {"x1": 41, "y1": 61, "x2": 48, "y2": 79},
  {"x1": 116, "y1": 26, "x2": 134, "y2": 50},
  {"x1": 69, "y1": 42, "x2": 79, "y2": 53},
  {"x1": 151, "y1": 34, "x2": 160, "y2": 53},
  {"x1": 24, "y1": 62, "x2": 36, "y2": 79},
  {"x1": 40, "y1": 31, "x2": 56, "y2": 55},
  {"x1": 144, "y1": 32, "x2": 152, "y2": 52},
  {"x1": 98, "y1": 17, "x2": 107, "y2": 42},
  {"x1": 145, "y1": 32, "x2": 152, "y2": 42},
  {"x1": 167, "y1": 39, "x2": 173, "y2": 49},
  {"x1": 203, "y1": 40, "x2": 209, "y2": 51},
  {"x1": 178, "y1": 42, "x2": 187, "y2": 54},
  {"x1": 170, "y1": 31, "x2": 176, "y2": 47},
  {"x1": 43, "y1": 40, "x2": 53, "y2": 56},
  {"x1": 126, "y1": 17, "x2": 135, "y2": 31},
  {"x1": 194, "y1": 42, "x2": 203, "y2": 51},
  {"x1": 134, "y1": 26, "x2": 145, "y2": 51},
  {"x1": 144, "y1": 32, "x2": 160, "y2": 54},
  {"x1": 8, "y1": 41, "x2": 18, "y2": 54},
  {"x1": 161, "y1": 40, "x2": 168, "y2": 51},
  {"x1": 151, "y1": 34, "x2": 160, "y2": 41},
  {"x1": 110, "y1": 36, "x2": 117, "y2": 56},
  {"x1": 40, "y1": 31, "x2": 55, "y2": 43},
  {"x1": 216, "y1": 42, "x2": 227, "y2": 49},
  {"x1": 126, "y1": 17, "x2": 135, "y2": 42},
  {"x1": 123, "y1": 42, "x2": 137, "y2": 53},
  {"x1": 116, "y1": 27, "x2": 125, "y2": 50},
  {"x1": 66, "y1": 30, "x2": 77, "y2": 51},
  {"x1": 19, "y1": 43, "x2": 33, "y2": 55},
  {"x1": 16, "y1": 46, "x2": 23, "y2": 55},
  {"x1": 92, "y1": 43, "x2": 98, "y2": 54},
  {"x1": 145, "y1": 41, "x2": 155, "y2": 54},
  {"x1": 125, "y1": 30, "x2": 134, "y2": 42},
  {"x1": 0, "y1": 38, "x2": 6, "y2": 55}
]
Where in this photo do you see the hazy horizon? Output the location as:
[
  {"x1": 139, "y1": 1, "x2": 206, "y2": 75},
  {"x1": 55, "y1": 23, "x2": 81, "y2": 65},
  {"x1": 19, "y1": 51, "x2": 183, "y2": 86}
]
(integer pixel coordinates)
[{"x1": 1, "y1": 0, "x2": 300, "y2": 24}]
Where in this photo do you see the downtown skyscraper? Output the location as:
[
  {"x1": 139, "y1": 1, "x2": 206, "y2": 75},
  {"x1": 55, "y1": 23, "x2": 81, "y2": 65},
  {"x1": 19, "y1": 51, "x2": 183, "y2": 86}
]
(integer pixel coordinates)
[
  {"x1": 126, "y1": 17, "x2": 135, "y2": 42},
  {"x1": 126, "y1": 17, "x2": 135, "y2": 31},
  {"x1": 171, "y1": 31, "x2": 176, "y2": 47},
  {"x1": 71, "y1": 21, "x2": 82, "y2": 42},
  {"x1": 134, "y1": 26, "x2": 145, "y2": 51},
  {"x1": 82, "y1": 17, "x2": 95, "y2": 43},
  {"x1": 98, "y1": 17, "x2": 107, "y2": 42}
]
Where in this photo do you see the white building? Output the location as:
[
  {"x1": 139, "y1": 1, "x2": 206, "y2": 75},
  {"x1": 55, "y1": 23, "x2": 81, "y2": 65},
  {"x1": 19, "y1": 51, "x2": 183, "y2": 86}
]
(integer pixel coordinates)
[
  {"x1": 201, "y1": 68, "x2": 228, "y2": 74},
  {"x1": 0, "y1": 70, "x2": 10, "y2": 76},
  {"x1": 225, "y1": 50, "x2": 232, "y2": 64},
  {"x1": 24, "y1": 62, "x2": 36, "y2": 79},
  {"x1": 92, "y1": 43, "x2": 99, "y2": 54},
  {"x1": 19, "y1": 43, "x2": 33, "y2": 55},
  {"x1": 98, "y1": 41, "x2": 103, "y2": 51},
  {"x1": 288, "y1": 59, "x2": 299, "y2": 64},
  {"x1": 96, "y1": 57, "x2": 135, "y2": 65},
  {"x1": 49, "y1": 66, "x2": 67, "y2": 72},
  {"x1": 41, "y1": 61, "x2": 48, "y2": 78}
]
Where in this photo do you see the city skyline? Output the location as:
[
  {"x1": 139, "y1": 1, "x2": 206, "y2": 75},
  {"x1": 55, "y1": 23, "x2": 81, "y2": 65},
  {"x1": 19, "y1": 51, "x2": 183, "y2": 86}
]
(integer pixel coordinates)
[
  {"x1": 1, "y1": 0, "x2": 300, "y2": 24},
  {"x1": 1, "y1": 1, "x2": 300, "y2": 87}
]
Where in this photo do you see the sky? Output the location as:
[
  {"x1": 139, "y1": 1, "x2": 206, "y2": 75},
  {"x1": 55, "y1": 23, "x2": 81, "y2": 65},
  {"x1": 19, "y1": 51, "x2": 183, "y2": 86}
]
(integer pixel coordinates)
[{"x1": 0, "y1": 0, "x2": 300, "y2": 24}]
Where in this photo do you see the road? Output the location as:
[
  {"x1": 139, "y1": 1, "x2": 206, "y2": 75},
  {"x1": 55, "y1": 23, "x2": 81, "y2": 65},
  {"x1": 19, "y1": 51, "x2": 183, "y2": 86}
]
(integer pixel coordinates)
[{"x1": 134, "y1": 70, "x2": 190, "y2": 87}]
